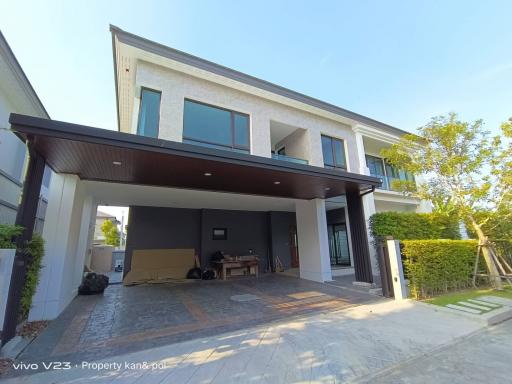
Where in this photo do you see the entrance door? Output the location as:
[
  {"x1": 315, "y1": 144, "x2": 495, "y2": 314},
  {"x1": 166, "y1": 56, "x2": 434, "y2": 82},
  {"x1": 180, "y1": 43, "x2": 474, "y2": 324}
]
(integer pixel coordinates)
[
  {"x1": 289, "y1": 225, "x2": 299, "y2": 268},
  {"x1": 328, "y1": 223, "x2": 351, "y2": 266}
]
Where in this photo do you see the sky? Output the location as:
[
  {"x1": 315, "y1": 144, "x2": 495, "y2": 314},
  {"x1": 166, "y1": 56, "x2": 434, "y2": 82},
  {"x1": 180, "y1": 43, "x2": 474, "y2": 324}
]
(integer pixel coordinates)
[{"x1": 1, "y1": 0, "x2": 511, "y2": 138}]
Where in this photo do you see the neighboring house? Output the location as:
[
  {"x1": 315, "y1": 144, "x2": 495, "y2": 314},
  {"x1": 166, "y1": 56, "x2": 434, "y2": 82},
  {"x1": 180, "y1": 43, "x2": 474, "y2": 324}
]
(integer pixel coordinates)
[
  {"x1": 7, "y1": 25, "x2": 430, "y2": 324},
  {"x1": 93, "y1": 210, "x2": 120, "y2": 244},
  {"x1": 0, "y1": 30, "x2": 50, "y2": 231}
]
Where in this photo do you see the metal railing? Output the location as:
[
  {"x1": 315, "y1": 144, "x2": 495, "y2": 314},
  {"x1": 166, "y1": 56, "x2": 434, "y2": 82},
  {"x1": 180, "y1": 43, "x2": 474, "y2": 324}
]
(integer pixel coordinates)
[
  {"x1": 271, "y1": 153, "x2": 309, "y2": 165},
  {"x1": 370, "y1": 174, "x2": 413, "y2": 192}
]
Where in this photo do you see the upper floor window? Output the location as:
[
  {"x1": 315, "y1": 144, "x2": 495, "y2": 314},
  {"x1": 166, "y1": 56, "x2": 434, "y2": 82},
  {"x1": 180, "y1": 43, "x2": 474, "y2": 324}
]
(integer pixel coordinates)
[
  {"x1": 321, "y1": 135, "x2": 346, "y2": 170},
  {"x1": 137, "y1": 88, "x2": 161, "y2": 138},
  {"x1": 183, "y1": 99, "x2": 250, "y2": 153},
  {"x1": 365, "y1": 154, "x2": 415, "y2": 191}
]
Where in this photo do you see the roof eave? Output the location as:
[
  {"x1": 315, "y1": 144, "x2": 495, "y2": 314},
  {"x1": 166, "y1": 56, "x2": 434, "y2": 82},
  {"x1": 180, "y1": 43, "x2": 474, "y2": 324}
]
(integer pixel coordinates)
[
  {"x1": 0, "y1": 30, "x2": 49, "y2": 119},
  {"x1": 109, "y1": 25, "x2": 409, "y2": 137}
]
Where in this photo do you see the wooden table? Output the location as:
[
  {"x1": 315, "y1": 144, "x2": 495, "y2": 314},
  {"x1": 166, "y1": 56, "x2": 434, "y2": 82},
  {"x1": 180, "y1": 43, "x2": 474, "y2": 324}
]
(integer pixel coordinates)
[{"x1": 213, "y1": 259, "x2": 259, "y2": 280}]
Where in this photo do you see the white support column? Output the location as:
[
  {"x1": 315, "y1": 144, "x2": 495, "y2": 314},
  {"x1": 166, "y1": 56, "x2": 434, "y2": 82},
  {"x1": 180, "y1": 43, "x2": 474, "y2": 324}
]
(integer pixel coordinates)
[
  {"x1": 72, "y1": 196, "x2": 96, "y2": 288},
  {"x1": 29, "y1": 174, "x2": 89, "y2": 321},
  {"x1": 353, "y1": 128, "x2": 380, "y2": 278},
  {"x1": 361, "y1": 193, "x2": 379, "y2": 277},
  {"x1": 354, "y1": 130, "x2": 370, "y2": 175},
  {"x1": 295, "y1": 199, "x2": 332, "y2": 282}
]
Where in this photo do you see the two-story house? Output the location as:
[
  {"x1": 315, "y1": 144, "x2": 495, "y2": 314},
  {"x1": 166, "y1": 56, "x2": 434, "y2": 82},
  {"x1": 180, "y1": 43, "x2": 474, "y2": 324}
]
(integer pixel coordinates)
[{"x1": 6, "y1": 26, "x2": 429, "y2": 326}]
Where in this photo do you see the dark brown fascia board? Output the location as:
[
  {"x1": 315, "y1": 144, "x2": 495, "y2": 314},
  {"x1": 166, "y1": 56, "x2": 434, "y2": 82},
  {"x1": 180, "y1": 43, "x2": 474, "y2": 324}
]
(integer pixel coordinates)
[
  {"x1": 0, "y1": 30, "x2": 50, "y2": 119},
  {"x1": 9, "y1": 113, "x2": 382, "y2": 188},
  {"x1": 109, "y1": 25, "x2": 409, "y2": 138}
]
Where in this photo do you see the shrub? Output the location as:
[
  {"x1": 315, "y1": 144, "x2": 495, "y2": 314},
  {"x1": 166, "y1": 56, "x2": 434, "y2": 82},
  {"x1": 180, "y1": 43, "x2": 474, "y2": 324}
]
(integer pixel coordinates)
[
  {"x1": 0, "y1": 224, "x2": 23, "y2": 248},
  {"x1": 20, "y1": 233, "x2": 45, "y2": 320},
  {"x1": 402, "y1": 240, "x2": 478, "y2": 299},
  {"x1": 369, "y1": 212, "x2": 461, "y2": 241}
]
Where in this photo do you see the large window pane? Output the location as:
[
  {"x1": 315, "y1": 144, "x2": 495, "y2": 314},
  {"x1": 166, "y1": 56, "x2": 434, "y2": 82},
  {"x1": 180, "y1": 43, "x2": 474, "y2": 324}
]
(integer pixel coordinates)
[
  {"x1": 137, "y1": 88, "x2": 161, "y2": 138},
  {"x1": 334, "y1": 139, "x2": 346, "y2": 168},
  {"x1": 322, "y1": 135, "x2": 346, "y2": 169},
  {"x1": 184, "y1": 100, "x2": 231, "y2": 145},
  {"x1": 322, "y1": 136, "x2": 334, "y2": 166},
  {"x1": 385, "y1": 162, "x2": 400, "y2": 178},
  {"x1": 366, "y1": 155, "x2": 385, "y2": 176},
  {"x1": 183, "y1": 100, "x2": 250, "y2": 152},
  {"x1": 234, "y1": 113, "x2": 249, "y2": 147}
]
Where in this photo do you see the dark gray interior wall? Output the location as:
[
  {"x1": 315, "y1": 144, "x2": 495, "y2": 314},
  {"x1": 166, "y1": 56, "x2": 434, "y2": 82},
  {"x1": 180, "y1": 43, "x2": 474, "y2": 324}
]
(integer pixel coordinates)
[
  {"x1": 124, "y1": 206, "x2": 201, "y2": 274},
  {"x1": 269, "y1": 211, "x2": 296, "y2": 269},
  {"x1": 326, "y1": 207, "x2": 346, "y2": 225},
  {"x1": 125, "y1": 206, "x2": 295, "y2": 275},
  {"x1": 200, "y1": 209, "x2": 269, "y2": 272}
]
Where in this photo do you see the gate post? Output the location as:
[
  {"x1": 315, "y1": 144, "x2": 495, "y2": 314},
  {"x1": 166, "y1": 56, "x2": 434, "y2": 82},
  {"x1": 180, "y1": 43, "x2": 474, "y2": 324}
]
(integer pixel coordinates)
[
  {"x1": 376, "y1": 237, "x2": 393, "y2": 298},
  {"x1": 386, "y1": 238, "x2": 407, "y2": 300}
]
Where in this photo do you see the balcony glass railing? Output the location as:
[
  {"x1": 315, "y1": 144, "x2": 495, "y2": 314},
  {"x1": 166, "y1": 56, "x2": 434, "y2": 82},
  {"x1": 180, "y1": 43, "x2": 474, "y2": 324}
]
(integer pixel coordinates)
[
  {"x1": 371, "y1": 174, "x2": 402, "y2": 191},
  {"x1": 271, "y1": 153, "x2": 309, "y2": 165},
  {"x1": 371, "y1": 174, "x2": 416, "y2": 192}
]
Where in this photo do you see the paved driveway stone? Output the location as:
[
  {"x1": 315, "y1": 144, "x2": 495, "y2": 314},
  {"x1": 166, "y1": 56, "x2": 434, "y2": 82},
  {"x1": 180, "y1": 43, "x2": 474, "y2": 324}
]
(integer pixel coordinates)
[
  {"x1": 2, "y1": 299, "x2": 484, "y2": 383},
  {"x1": 16, "y1": 274, "x2": 376, "y2": 367}
]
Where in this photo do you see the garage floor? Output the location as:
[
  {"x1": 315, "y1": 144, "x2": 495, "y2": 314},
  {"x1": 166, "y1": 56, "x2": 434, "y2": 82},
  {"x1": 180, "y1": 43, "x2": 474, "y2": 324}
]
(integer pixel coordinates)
[{"x1": 18, "y1": 274, "x2": 378, "y2": 365}]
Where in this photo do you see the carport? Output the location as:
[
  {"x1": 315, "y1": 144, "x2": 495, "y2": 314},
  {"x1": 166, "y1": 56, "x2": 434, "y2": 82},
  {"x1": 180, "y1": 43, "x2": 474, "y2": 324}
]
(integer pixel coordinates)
[{"x1": 3, "y1": 113, "x2": 380, "y2": 345}]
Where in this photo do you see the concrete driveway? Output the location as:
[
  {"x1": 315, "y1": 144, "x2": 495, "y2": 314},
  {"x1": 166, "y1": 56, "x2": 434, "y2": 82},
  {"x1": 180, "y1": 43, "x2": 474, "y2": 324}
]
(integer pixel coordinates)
[
  {"x1": 3, "y1": 298, "x2": 485, "y2": 383},
  {"x1": 354, "y1": 318, "x2": 511, "y2": 384},
  {"x1": 15, "y1": 274, "x2": 376, "y2": 367}
]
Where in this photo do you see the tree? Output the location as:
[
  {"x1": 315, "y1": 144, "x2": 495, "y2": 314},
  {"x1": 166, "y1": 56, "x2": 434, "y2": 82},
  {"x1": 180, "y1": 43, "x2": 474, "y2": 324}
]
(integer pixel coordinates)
[
  {"x1": 101, "y1": 219, "x2": 120, "y2": 247},
  {"x1": 381, "y1": 113, "x2": 512, "y2": 289}
]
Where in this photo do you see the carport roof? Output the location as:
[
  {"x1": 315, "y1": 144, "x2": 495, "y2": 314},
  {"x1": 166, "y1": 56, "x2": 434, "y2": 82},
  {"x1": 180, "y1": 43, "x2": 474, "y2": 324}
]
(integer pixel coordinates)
[{"x1": 10, "y1": 114, "x2": 381, "y2": 200}]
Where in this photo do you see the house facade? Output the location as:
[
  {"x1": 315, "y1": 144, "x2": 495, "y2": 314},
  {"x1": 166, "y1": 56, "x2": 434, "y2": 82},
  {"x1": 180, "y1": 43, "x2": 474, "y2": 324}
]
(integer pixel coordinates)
[
  {"x1": 110, "y1": 25, "x2": 430, "y2": 278},
  {"x1": 6, "y1": 26, "x2": 429, "y2": 327},
  {"x1": 0, "y1": 30, "x2": 50, "y2": 229}
]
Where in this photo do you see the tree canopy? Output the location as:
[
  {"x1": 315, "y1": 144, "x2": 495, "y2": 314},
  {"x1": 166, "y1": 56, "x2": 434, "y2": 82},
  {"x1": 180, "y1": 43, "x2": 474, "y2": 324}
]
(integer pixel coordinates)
[
  {"x1": 382, "y1": 113, "x2": 512, "y2": 289},
  {"x1": 381, "y1": 113, "x2": 512, "y2": 236},
  {"x1": 100, "y1": 219, "x2": 120, "y2": 247}
]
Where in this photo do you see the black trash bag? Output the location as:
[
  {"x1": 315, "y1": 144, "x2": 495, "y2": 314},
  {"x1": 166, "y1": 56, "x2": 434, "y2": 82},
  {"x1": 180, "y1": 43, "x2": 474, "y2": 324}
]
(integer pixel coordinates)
[
  {"x1": 78, "y1": 272, "x2": 109, "y2": 295},
  {"x1": 202, "y1": 269, "x2": 215, "y2": 280},
  {"x1": 210, "y1": 251, "x2": 224, "y2": 263},
  {"x1": 186, "y1": 267, "x2": 202, "y2": 279}
]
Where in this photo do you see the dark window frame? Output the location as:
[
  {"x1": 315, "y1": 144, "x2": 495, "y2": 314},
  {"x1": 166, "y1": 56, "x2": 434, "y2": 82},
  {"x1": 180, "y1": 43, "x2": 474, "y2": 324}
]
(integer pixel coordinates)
[
  {"x1": 321, "y1": 134, "x2": 347, "y2": 170},
  {"x1": 137, "y1": 87, "x2": 162, "y2": 138},
  {"x1": 183, "y1": 98, "x2": 250, "y2": 152},
  {"x1": 212, "y1": 227, "x2": 228, "y2": 240}
]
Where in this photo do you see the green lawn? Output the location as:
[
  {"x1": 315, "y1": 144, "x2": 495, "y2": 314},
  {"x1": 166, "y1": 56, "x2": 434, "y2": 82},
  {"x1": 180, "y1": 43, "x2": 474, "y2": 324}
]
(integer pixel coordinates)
[{"x1": 426, "y1": 286, "x2": 512, "y2": 308}]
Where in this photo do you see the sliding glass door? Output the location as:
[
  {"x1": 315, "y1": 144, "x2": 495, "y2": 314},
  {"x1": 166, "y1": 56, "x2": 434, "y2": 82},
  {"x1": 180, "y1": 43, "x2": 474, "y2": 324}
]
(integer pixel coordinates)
[{"x1": 327, "y1": 223, "x2": 351, "y2": 266}]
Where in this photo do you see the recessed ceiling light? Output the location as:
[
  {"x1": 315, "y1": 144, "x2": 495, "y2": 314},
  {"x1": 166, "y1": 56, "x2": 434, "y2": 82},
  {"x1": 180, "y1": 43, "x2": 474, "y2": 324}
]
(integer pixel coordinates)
[
  {"x1": 325, "y1": 187, "x2": 331, "y2": 191},
  {"x1": 204, "y1": 172, "x2": 212, "y2": 176},
  {"x1": 273, "y1": 181, "x2": 281, "y2": 185},
  {"x1": 112, "y1": 161, "x2": 122, "y2": 166}
]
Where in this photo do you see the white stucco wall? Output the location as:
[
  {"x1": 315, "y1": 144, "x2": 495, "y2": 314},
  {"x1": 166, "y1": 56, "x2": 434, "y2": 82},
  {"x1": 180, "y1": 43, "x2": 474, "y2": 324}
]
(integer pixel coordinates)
[
  {"x1": 275, "y1": 128, "x2": 310, "y2": 163},
  {"x1": 132, "y1": 61, "x2": 361, "y2": 171},
  {"x1": 29, "y1": 174, "x2": 92, "y2": 321}
]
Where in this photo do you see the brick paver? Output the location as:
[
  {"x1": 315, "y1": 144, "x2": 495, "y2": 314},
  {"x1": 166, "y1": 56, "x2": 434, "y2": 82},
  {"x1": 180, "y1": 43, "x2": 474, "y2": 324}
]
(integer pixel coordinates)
[{"x1": 18, "y1": 274, "x2": 376, "y2": 365}]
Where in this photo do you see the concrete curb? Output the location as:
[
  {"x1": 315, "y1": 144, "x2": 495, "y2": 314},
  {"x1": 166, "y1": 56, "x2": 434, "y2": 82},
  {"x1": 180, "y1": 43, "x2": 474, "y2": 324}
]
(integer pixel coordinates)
[
  {"x1": 0, "y1": 336, "x2": 33, "y2": 359},
  {"x1": 413, "y1": 300, "x2": 512, "y2": 326}
]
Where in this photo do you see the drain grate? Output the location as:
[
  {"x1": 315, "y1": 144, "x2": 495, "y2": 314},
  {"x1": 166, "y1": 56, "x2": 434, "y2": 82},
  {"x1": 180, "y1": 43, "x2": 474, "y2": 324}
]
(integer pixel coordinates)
[{"x1": 230, "y1": 294, "x2": 260, "y2": 302}]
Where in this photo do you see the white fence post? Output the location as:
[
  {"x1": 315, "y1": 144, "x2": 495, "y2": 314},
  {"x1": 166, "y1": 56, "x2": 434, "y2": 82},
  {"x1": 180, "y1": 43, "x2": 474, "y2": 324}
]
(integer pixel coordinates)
[{"x1": 386, "y1": 239, "x2": 407, "y2": 300}]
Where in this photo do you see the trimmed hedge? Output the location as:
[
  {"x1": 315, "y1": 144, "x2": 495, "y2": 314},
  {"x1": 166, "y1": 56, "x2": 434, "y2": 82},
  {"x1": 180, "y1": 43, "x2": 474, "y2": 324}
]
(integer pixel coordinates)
[
  {"x1": 20, "y1": 233, "x2": 45, "y2": 320},
  {"x1": 402, "y1": 240, "x2": 478, "y2": 299},
  {"x1": 369, "y1": 212, "x2": 461, "y2": 241}
]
